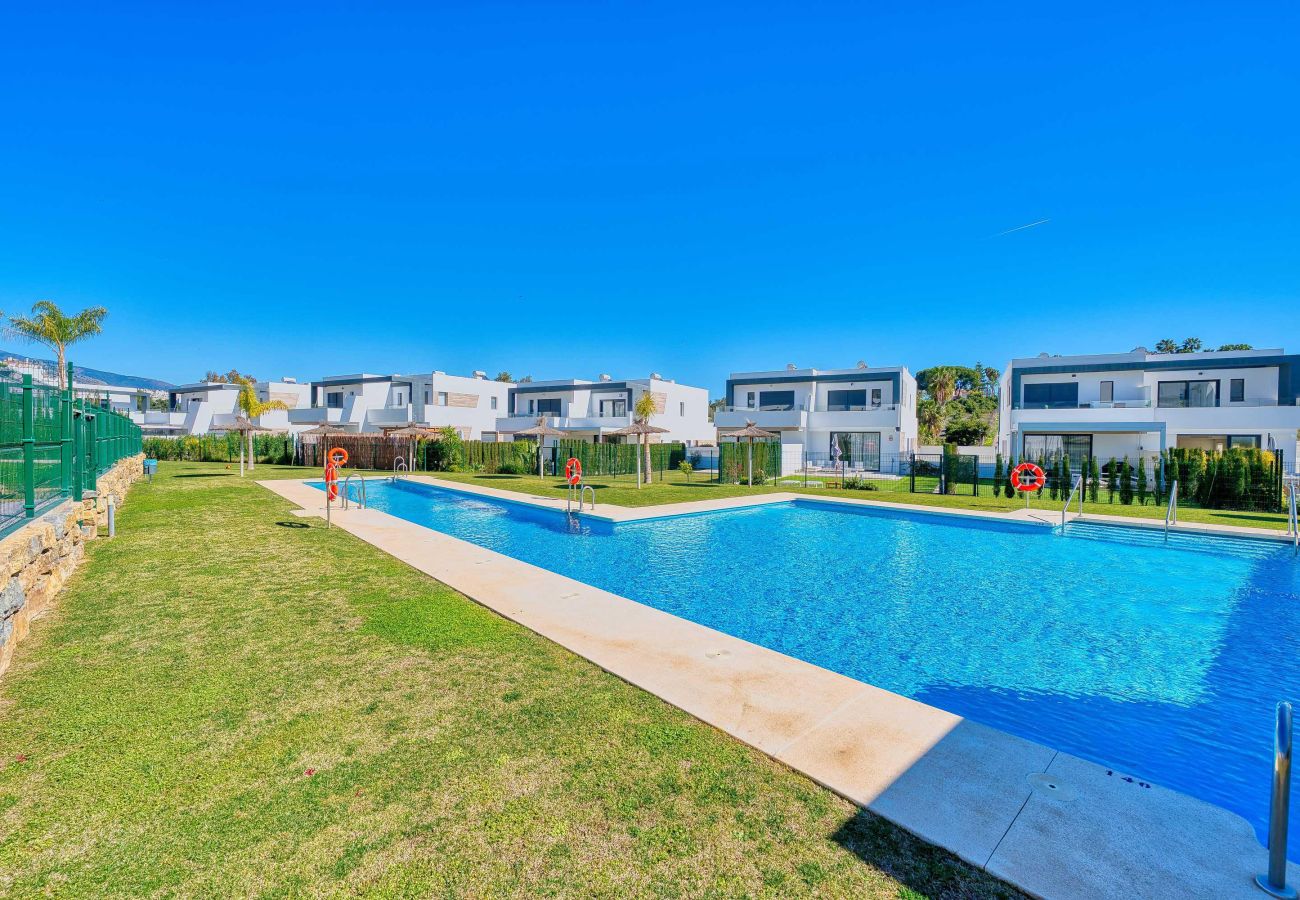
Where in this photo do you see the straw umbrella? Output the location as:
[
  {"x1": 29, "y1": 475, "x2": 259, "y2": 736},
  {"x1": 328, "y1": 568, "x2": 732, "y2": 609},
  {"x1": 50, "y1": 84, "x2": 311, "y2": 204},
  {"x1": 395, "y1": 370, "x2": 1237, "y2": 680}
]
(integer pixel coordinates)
[
  {"x1": 609, "y1": 421, "x2": 670, "y2": 489},
  {"x1": 223, "y1": 417, "x2": 274, "y2": 477},
  {"x1": 512, "y1": 417, "x2": 566, "y2": 477},
  {"x1": 721, "y1": 420, "x2": 777, "y2": 486},
  {"x1": 299, "y1": 423, "x2": 351, "y2": 469},
  {"x1": 382, "y1": 424, "x2": 441, "y2": 472}
]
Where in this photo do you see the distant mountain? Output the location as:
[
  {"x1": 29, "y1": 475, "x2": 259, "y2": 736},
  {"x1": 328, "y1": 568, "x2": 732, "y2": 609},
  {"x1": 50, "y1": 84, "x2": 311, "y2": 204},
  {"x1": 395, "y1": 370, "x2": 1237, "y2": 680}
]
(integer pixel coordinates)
[{"x1": 0, "y1": 349, "x2": 175, "y2": 391}]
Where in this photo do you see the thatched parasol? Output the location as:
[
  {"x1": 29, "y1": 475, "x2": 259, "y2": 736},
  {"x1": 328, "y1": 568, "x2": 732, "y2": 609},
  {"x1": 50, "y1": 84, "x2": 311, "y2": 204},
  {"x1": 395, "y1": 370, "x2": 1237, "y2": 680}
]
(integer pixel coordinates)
[
  {"x1": 610, "y1": 420, "x2": 670, "y2": 489},
  {"x1": 299, "y1": 423, "x2": 351, "y2": 468},
  {"x1": 221, "y1": 417, "x2": 276, "y2": 477},
  {"x1": 512, "y1": 417, "x2": 566, "y2": 477},
  {"x1": 720, "y1": 420, "x2": 777, "y2": 486}
]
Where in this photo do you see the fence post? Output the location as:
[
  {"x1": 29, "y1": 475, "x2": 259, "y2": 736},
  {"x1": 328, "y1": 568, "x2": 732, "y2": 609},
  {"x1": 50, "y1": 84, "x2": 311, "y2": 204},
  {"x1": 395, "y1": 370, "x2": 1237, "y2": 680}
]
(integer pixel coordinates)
[
  {"x1": 61, "y1": 364, "x2": 74, "y2": 496},
  {"x1": 21, "y1": 375, "x2": 35, "y2": 518},
  {"x1": 71, "y1": 400, "x2": 83, "y2": 502}
]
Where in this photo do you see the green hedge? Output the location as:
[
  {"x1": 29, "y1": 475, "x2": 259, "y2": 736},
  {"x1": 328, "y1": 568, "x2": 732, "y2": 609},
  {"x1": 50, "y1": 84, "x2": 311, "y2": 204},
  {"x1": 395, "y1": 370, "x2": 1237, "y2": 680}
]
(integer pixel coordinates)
[
  {"x1": 718, "y1": 441, "x2": 778, "y2": 484},
  {"x1": 1162, "y1": 447, "x2": 1282, "y2": 511},
  {"x1": 144, "y1": 434, "x2": 295, "y2": 464}
]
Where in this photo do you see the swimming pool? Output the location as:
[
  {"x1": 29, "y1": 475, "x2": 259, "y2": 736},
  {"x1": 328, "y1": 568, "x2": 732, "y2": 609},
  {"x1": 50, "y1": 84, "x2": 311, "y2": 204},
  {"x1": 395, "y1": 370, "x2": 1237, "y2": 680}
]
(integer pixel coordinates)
[{"x1": 318, "y1": 478, "x2": 1300, "y2": 859}]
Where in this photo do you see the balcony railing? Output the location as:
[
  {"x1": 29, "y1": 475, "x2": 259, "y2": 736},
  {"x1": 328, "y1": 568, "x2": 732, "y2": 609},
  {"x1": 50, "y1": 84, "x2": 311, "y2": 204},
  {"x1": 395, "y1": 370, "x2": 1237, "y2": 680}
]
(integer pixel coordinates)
[
  {"x1": 721, "y1": 402, "x2": 898, "y2": 413},
  {"x1": 1016, "y1": 398, "x2": 1279, "y2": 410}
]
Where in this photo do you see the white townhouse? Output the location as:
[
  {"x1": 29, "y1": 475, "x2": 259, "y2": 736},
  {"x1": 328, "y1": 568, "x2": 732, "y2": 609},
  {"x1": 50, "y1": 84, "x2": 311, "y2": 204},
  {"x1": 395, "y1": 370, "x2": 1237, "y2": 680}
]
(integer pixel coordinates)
[
  {"x1": 496, "y1": 374, "x2": 712, "y2": 445},
  {"x1": 139, "y1": 378, "x2": 311, "y2": 436},
  {"x1": 290, "y1": 371, "x2": 511, "y2": 439},
  {"x1": 998, "y1": 348, "x2": 1300, "y2": 470},
  {"x1": 714, "y1": 364, "x2": 919, "y2": 474}
]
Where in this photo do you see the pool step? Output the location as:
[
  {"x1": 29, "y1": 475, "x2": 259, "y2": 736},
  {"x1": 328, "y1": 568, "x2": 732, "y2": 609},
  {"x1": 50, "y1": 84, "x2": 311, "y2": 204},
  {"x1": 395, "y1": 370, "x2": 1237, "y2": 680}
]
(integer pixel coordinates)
[{"x1": 1062, "y1": 520, "x2": 1285, "y2": 560}]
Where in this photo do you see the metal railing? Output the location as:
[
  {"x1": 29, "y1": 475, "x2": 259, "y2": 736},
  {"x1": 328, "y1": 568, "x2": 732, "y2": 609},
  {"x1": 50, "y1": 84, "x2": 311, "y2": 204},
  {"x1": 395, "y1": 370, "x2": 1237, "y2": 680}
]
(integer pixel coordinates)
[
  {"x1": 0, "y1": 363, "x2": 141, "y2": 537},
  {"x1": 1062, "y1": 474, "x2": 1084, "y2": 529},
  {"x1": 1163, "y1": 480, "x2": 1179, "y2": 540},
  {"x1": 1256, "y1": 701, "x2": 1294, "y2": 898},
  {"x1": 341, "y1": 473, "x2": 366, "y2": 510},
  {"x1": 1287, "y1": 481, "x2": 1298, "y2": 556},
  {"x1": 565, "y1": 481, "x2": 595, "y2": 514}
]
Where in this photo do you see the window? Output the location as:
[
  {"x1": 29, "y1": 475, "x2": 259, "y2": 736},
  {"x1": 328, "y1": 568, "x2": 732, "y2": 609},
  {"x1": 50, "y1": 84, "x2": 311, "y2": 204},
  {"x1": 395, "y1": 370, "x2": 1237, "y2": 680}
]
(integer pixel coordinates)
[
  {"x1": 438, "y1": 392, "x2": 448, "y2": 406},
  {"x1": 746, "y1": 391, "x2": 756, "y2": 409},
  {"x1": 536, "y1": 398, "x2": 561, "y2": 415},
  {"x1": 1230, "y1": 378, "x2": 1245, "y2": 403},
  {"x1": 598, "y1": 398, "x2": 626, "y2": 417},
  {"x1": 826, "y1": 389, "x2": 865, "y2": 411},
  {"x1": 326, "y1": 392, "x2": 343, "y2": 409},
  {"x1": 1228, "y1": 434, "x2": 1261, "y2": 449},
  {"x1": 1099, "y1": 381, "x2": 1113, "y2": 403},
  {"x1": 758, "y1": 390, "x2": 795, "y2": 410},
  {"x1": 490, "y1": 396, "x2": 498, "y2": 410},
  {"x1": 424, "y1": 390, "x2": 430, "y2": 404},
  {"x1": 1022, "y1": 434, "x2": 1093, "y2": 473},
  {"x1": 829, "y1": 432, "x2": 881, "y2": 471},
  {"x1": 679, "y1": 401, "x2": 685, "y2": 416},
  {"x1": 395, "y1": 392, "x2": 404, "y2": 406},
  {"x1": 1158, "y1": 380, "x2": 1218, "y2": 408},
  {"x1": 871, "y1": 388, "x2": 882, "y2": 408},
  {"x1": 1022, "y1": 382, "x2": 1079, "y2": 408}
]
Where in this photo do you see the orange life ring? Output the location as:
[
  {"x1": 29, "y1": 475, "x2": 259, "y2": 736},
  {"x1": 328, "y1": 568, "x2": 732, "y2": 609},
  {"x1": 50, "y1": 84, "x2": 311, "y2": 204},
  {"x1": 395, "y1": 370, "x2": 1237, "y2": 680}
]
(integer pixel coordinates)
[
  {"x1": 324, "y1": 461, "x2": 340, "y2": 501},
  {"x1": 1010, "y1": 462, "x2": 1047, "y2": 492},
  {"x1": 564, "y1": 457, "x2": 583, "y2": 485},
  {"x1": 328, "y1": 447, "x2": 349, "y2": 467}
]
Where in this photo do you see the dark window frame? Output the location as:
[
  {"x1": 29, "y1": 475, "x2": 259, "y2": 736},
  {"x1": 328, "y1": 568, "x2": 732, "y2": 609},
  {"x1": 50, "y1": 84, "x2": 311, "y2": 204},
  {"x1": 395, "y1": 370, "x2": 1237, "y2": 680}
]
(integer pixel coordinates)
[
  {"x1": 1021, "y1": 433, "x2": 1094, "y2": 472},
  {"x1": 826, "y1": 389, "x2": 866, "y2": 412},
  {"x1": 1230, "y1": 378, "x2": 1245, "y2": 403},
  {"x1": 1099, "y1": 380, "x2": 1113, "y2": 403},
  {"x1": 1021, "y1": 381, "x2": 1080, "y2": 409},
  {"x1": 1157, "y1": 379, "x2": 1220, "y2": 409},
  {"x1": 757, "y1": 390, "x2": 795, "y2": 411}
]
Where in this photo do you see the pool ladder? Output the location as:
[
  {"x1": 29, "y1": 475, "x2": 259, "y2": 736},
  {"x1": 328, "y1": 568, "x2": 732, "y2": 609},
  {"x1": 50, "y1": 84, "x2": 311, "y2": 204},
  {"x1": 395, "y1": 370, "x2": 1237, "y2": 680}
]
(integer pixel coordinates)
[
  {"x1": 1258, "y1": 700, "x2": 1294, "y2": 898},
  {"x1": 1164, "y1": 480, "x2": 1178, "y2": 541},
  {"x1": 390, "y1": 458, "x2": 408, "y2": 482},
  {"x1": 1286, "y1": 479, "x2": 1298, "y2": 556},
  {"x1": 566, "y1": 481, "x2": 595, "y2": 515},
  {"x1": 1061, "y1": 474, "x2": 1084, "y2": 530},
  {"x1": 341, "y1": 473, "x2": 366, "y2": 510}
]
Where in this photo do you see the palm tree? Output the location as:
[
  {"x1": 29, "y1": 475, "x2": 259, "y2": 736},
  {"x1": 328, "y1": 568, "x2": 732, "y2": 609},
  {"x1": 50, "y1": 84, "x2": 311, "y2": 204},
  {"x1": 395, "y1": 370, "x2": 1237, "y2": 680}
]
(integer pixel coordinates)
[
  {"x1": 633, "y1": 392, "x2": 658, "y2": 485},
  {"x1": 917, "y1": 398, "x2": 944, "y2": 444},
  {"x1": 234, "y1": 377, "x2": 287, "y2": 471},
  {"x1": 6, "y1": 300, "x2": 108, "y2": 390},
  {"x1": 929, "y1": 368, "x2": 957, "y2": 406}
]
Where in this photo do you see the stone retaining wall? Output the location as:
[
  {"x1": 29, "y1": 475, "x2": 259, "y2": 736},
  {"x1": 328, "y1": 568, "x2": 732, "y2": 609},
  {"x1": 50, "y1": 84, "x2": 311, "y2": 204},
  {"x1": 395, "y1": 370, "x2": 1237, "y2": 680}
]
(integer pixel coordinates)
[{"x1": 0, "y1": 453, "x2": 145, "y2": 678}]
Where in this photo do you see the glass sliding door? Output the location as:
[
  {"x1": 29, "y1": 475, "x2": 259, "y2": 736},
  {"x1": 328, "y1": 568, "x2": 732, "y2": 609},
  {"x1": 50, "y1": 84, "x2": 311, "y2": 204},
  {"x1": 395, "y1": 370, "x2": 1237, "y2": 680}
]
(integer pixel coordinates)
[
  {"x1": 1021, "y1": 433, "x2": 1093, "y2": 472},
  {"x1": 830, "y1": 432, "x2": 881, "y2": 471}
]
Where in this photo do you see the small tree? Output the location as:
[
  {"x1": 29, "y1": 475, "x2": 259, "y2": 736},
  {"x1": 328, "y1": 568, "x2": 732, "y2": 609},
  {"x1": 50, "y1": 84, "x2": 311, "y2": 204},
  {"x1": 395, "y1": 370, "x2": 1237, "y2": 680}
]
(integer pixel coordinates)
[
  {"x1": 6, "y1": 300, "x2": 108, "y2": 391},
  {"x1": 1119, "y1": 456, "x2": 1134, "y2": 504},
  {"x1": 1061, "y1": 453, "x2": 1073, "y2": 502},
  {"x1": 1004, "y1": 454, "x2": 1017, "y2": 499},
  {"x1": 633, "y1": 392, "x2": 659, "y2": 485},
  {"x1": 679, "y1": 460, "x2": 694, "y2": 482},
  {"x1": 233, "y1": 377, "x2": 287, "y2": 472},
  {"x1": 1107, "y1": 458, "x2": 1118, "y2": 503},
  {"x1": 1088, "y1": 456, "x2": 1100, "y2": 502},
  {"x1": 993, "y1": 453, "x2": 1004, "y2": 498},
  {"x1": 1137, "y1": 457, "x2": 1149, "y2": 505},
  {"x1": 1048, "y1": 456, "x2": 1061, "y2": 501}
]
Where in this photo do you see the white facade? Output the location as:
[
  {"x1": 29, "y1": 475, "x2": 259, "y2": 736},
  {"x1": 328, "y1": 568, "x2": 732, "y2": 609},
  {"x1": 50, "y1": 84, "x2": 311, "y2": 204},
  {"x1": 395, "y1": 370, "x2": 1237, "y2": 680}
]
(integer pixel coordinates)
[
  {"x1": 290, "y1": 371, "x2": 512, "y2": 438},
  {"x1": 714, "y1": 365, "x2": 919, "y2": 474},
  {"x1": 135, "y1": 379, "x2": 313, "y2": 436},
  {"x1": 497, "y1": 375, "x2": 712, "y2": 445},
  {"x1": 998, "y1": 348, "x2": 1300, "y2": 467}
]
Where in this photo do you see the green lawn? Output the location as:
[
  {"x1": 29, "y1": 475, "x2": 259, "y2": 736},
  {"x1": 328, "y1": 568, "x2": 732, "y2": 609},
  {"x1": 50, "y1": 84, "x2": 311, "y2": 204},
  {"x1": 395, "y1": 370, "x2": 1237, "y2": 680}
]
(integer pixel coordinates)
[
  {"x1": 426, "y1": 467, "x2": 1291, "y2": 532},
  {"x1": 0, "y1": 461, "x2": 1020, "y2": 898}
]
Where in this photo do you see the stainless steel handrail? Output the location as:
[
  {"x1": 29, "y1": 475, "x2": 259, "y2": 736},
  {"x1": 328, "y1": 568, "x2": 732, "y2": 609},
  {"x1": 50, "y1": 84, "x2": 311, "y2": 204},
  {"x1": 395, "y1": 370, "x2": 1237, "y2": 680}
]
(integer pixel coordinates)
[
  {"x1": 391, "y1": 458, "x2": 408, "y2": 482},
  {"x1": 1062, "y1": 474, "x2": 1084, "y2": 529},
  {"x1": 1289, "y1": 483, "x2": 1298, "y2": 556},
  {"x1": 1256, "y1": 701, "x2": 1295, "y2": 898},
  {"x1": 340, "y1": 473, "x2": 366, "y2": 510},
  {"x1": 582, "y1": 484, "x2": 595, "y2": 511},
  {"x1": 1164, "y1": 480, "x2": 1178, "y2": 541}
]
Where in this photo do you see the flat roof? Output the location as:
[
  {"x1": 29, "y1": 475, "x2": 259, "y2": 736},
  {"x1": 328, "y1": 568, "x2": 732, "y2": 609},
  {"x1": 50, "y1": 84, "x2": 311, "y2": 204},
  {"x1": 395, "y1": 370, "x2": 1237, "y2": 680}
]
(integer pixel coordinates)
[{"x1": 1011, "y1": 348, "x2": 1287, "y2": 368}]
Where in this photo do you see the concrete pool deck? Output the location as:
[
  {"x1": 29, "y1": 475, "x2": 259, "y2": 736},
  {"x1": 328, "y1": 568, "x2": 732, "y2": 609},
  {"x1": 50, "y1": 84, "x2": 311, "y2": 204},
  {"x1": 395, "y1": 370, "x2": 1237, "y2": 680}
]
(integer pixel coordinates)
[{"x1": 261, "y1": 476, "x2": 1299, "y2": 900}]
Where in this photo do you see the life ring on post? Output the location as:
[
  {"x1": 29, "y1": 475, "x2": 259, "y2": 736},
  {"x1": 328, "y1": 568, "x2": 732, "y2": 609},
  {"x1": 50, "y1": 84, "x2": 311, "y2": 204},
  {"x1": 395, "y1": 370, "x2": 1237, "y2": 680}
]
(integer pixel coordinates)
[
  {"x1": 564, "y1": 457, "x2": 583, "y2": 485},
  {"x1": 1010, "y1": 462, "x2": 1047, "y2": 493},
  {"x1": 328, "y1": 447, "x2": 349, "y2": 467},
  {"x1": 324, "y1": 461, "x2": 340, "y2": 501}
]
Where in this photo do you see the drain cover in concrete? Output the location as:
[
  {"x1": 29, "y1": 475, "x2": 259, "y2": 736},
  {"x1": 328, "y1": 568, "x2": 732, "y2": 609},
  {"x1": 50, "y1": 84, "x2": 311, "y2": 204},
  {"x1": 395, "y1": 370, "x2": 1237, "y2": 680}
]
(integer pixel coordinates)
[{"x1": 1027, "y1": 772, "x2": 1078, "y2": 802}]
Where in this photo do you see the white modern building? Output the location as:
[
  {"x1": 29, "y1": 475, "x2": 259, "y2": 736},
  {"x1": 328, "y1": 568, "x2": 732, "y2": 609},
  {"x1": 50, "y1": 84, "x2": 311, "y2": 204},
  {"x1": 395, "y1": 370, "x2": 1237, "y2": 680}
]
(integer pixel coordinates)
[
  {"x1": 496, "y1": 375, "x2": 712, "y2": 445},
  {"x1": 137, "y1": 379, "x2": 311, "y2": 436},
  {"x1": 998, "y1": 348, "x2": 1300, "y2": 469},
  {"x1": 289, "y1": 371, "x2": 511, "y2": 438},
  {"x1": 714, "y1": 364, "x2": 919, "y2": 473}
]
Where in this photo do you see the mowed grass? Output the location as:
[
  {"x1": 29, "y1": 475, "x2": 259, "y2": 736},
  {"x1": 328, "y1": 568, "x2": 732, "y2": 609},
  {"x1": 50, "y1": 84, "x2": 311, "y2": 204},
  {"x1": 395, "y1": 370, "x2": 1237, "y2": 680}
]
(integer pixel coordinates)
[
  {"x1": 426, "y1": 467, "x2": 1292, "y2": 531},
  {"x1": 0, "y1": 462, "x2": 1020, "y2": 899}
]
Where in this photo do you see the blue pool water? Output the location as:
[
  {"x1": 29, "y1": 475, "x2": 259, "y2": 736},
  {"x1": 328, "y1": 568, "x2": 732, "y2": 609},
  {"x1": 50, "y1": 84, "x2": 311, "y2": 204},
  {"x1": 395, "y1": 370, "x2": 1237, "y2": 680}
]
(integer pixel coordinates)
[{"x1": 318, "y1": 479, "x2": 1300, "y2": 857}]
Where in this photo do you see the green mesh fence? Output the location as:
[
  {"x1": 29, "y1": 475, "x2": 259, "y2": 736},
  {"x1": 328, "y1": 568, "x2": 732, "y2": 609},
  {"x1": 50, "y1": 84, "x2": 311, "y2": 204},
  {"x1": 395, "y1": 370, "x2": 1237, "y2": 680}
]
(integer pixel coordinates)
[{"x1": 0, "y1": 369, "x2": 143, "y2": 537}]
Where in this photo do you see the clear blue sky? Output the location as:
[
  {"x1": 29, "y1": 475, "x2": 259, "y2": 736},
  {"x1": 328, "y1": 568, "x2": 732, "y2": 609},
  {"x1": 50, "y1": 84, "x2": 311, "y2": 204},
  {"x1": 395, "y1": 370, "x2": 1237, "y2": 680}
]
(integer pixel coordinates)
[{"x1": 1, "y1": 3, "x2": 1296, "y2": 392}]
